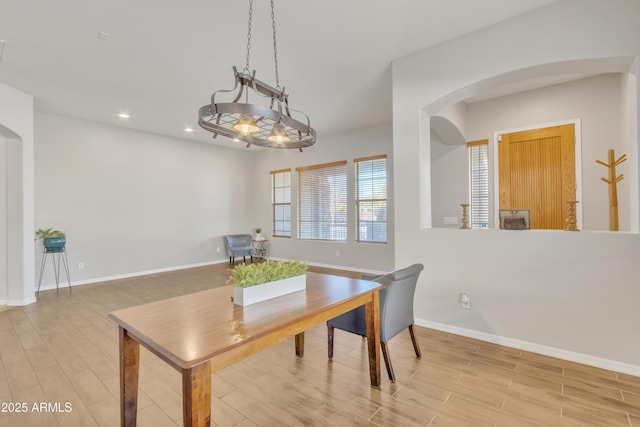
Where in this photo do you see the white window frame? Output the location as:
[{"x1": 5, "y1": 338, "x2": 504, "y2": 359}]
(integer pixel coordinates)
[
  {"x1": 468, "y1": 140, "x2": 489, "y2": 229},
  {"x1": 355, "y1": 155, "x2": 387, "y2": 243},
  {"x1": 271, "y1": 168, "x2": 291, "y2": 237}
]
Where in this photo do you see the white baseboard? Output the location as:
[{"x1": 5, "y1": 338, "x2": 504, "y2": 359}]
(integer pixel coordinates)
[
  {"x1": 416, "y1": 319, "x2": 640, "y2": 377},
  {"x1": 1, "y1": 296, "x2": 37, "y2": 306},
  {"x1": 308, "y1": 262, "x2": 386, "y2": 276},
  {"x1": 269, "y1": 257, "x2": 387, "y2": 276},
  {"x1": 34, "y1": 257, "x2": 379, "y2": 296},
  {"x1": 35, "y1": 259, "x2": 226, "y2": 293}
]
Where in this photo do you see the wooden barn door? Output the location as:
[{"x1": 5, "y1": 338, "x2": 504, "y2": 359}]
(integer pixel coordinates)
[{"x1": 499, "y1": 124, "x2": 575, "y2": 229}]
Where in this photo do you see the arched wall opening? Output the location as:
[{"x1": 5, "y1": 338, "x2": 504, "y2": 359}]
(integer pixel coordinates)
[
  {"x1": 393, "y1": 1, "x2": 640, "y2": 372},
  {"x1": 0, "y1": 81, "x2": 36, "y2": 306},
  {"x1": 0, "y1": 125, "x2": 27, "y2": 304}
]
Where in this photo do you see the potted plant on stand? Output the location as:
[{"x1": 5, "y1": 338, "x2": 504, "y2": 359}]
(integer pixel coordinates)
[
  {"x1": 35, "y1": 228, "x2": 66, "y2": 252},
  {"x1": 35, "y1": 228, "x2": 71, "y2": 295},
  {"x1": 255, "y1": 227, "x2": 264, "y2": 241},
  {"x1": 228, "y1": 260, "x2": 308, "y2": 306}
]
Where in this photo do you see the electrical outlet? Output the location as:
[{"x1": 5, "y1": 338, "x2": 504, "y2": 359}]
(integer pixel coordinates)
[
  {"x1": 335, "y1": 250, "x2": 340, "y2": 257},
  {"x1": 217, "y1": 247, "x2": 220, "y2": 253},
  {"x1": 78, "y1": 262, "x2": 84, "y2": 270},
  {"x1": 461, "y1": 293, "x2": 470, "y2": 308}
]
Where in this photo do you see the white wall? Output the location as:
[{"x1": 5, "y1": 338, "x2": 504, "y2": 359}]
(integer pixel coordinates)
[
  {"x1": 393, "y1": 0, "x2": 640, "y2": 373},
  {"x1": 34, "y1": 113, "x2": 255, "y2": 288},
  {"x1": 0, "y1": 81, "x2": 35, "y2": 306},
  {"x1": 430, "y1": 131, "x2": 468, "y2": 228},
  {"x1": 481, "y1": 74, "x2": 624, "y2": 231},
  {"x1": 252, "y1": 124, "x2": 394, "y2": 272},
  {"x1": 463, "y1": 73, "x2": 624, "y2": 231},
  {"x1": 622, "y1": 56, "x2": 640, "y2": 232},
  {"x1": 0, "y1": 135, "x2": 6, "y2": 301}
]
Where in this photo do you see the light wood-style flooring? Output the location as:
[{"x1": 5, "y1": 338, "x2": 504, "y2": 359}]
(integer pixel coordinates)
[{"x1": 1, "y1": 262, "x2": 639, "y2": 426}]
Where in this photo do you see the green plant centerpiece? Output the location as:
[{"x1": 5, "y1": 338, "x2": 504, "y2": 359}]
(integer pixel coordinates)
[
  {"x1": 229, "y1": 260, "x2": 307, "y2": 287},
  {"x1": 35, "y1": 228, "x2": 66, "y2": 252},
  {"x1": 229, "y1": 260, "x2": 308, "y2": 306}
]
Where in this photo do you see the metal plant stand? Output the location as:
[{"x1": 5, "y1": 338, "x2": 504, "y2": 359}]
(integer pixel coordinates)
[
  {"x1": 37, "y1": 248, "x2": 71, "y2": 295},
  {"x1": 252, "y1": 239, "x2": 268, "y2": 259}
]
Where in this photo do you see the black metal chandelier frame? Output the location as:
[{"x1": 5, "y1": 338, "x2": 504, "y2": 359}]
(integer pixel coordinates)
[{"x1": 198, "y1": 0, "x2": 315, "y2": 150}]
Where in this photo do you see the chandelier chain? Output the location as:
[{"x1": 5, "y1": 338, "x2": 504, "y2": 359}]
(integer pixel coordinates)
[
  {"x1": 271, "y1": 0, "x2": 280, "y2": 90},
  {"x1": 244, "y1": 0, "x2": 254, "y2": 74}
]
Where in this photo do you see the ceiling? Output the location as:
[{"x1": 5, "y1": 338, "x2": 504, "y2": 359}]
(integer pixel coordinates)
[{"x1": 0, "y1": 0, "x2": 558, "y2": 150}]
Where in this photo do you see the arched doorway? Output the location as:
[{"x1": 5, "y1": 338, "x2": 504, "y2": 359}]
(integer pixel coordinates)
[{"x1": 0, "y1": 81, "x2": 36, "y2": 306}]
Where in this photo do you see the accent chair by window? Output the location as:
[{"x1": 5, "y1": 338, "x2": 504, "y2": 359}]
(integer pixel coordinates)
[{"x1": 223, "y1": 234, "x2": 254, "y2": 265}]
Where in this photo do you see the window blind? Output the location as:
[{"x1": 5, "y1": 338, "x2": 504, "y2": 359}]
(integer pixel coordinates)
[
  {"x1": 271, "y1": 169, "x2": 291, "y2": 237},
  {"x1": 355, "y1": 155, "x2": 387, "y2": 243},
  {"x1": 296, "y1": 161, "x2": 347, "y2": 241},
  {"x1": 468, "y1": 140, "x2": 489, "y2": 229}
]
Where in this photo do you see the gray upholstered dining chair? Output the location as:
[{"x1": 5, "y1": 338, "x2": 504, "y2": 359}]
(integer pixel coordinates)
[
  {"x1": 327, "y1": 263, "x2": 424, "y2": 382},
  {"x1": 223, "y1": 234, "x2": 254, "y2": 264}
]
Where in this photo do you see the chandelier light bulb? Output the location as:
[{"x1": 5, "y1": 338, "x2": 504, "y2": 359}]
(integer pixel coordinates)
[
  {"x1": 267, "y1": 122, "x2": 290, "y2": 144},
  {"x1": 232, "y1": 116, "x2": 259, "y2": 135}
]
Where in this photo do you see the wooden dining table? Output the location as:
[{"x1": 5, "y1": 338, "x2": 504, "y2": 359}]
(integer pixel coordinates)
[{"x1": 108, "y1": 272, "x2": 384, "y2": 427}]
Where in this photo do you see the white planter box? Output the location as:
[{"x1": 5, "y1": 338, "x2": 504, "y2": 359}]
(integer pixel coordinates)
[{"x1": 233, "y1": 274, "x2": 306, "y2": 306}]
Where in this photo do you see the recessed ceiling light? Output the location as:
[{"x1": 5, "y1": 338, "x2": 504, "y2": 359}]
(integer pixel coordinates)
[
  {"x1": 118, "y1": 113, "x2": 130, "y2": 119},
  {"x1": 184, "y1": 127, "x2": 194, "y2": 132}
]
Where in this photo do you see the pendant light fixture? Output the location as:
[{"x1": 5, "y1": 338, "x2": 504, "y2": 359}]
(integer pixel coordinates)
[{"x1": 198, "y1": 0, "x2": 315, "y2": 151}]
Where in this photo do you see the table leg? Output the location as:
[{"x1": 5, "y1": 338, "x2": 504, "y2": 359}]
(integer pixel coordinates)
[
  {"x1": 182, "y1": 361, "x2": 211, "y2": 427},
  {"x1": 364, "y1": 291, "x2": 381, "y2": 389},
  {"x1": 119, "y1": 327, "x2": 140, "y2": 427},
  {"x1": 295, "y1": 332, "x2": 305, "y2": 356}
]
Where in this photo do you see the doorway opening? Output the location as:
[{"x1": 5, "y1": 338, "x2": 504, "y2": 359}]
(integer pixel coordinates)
[{"x1": 494, "y1": 120, "x2": 581, "y2": 229}]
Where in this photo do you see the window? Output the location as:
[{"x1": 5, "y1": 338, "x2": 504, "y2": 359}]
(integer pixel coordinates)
[
  {"x1": 271, "y1": 169, "x2": 291, "y2": 237},
  {"x1": 355, "y1": 155, "x2": 387, "y2": 243},
  {"x1": 296, "y1": 161, "x2": 347, "y2": 241},
  {"x1": 468, "y1": 140, "x2": 489, "y2": 229}
]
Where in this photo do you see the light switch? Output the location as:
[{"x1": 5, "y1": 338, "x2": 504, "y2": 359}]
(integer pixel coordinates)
[{"x1": 444, "y1": 216, "x2": 458, "y2": 225}]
